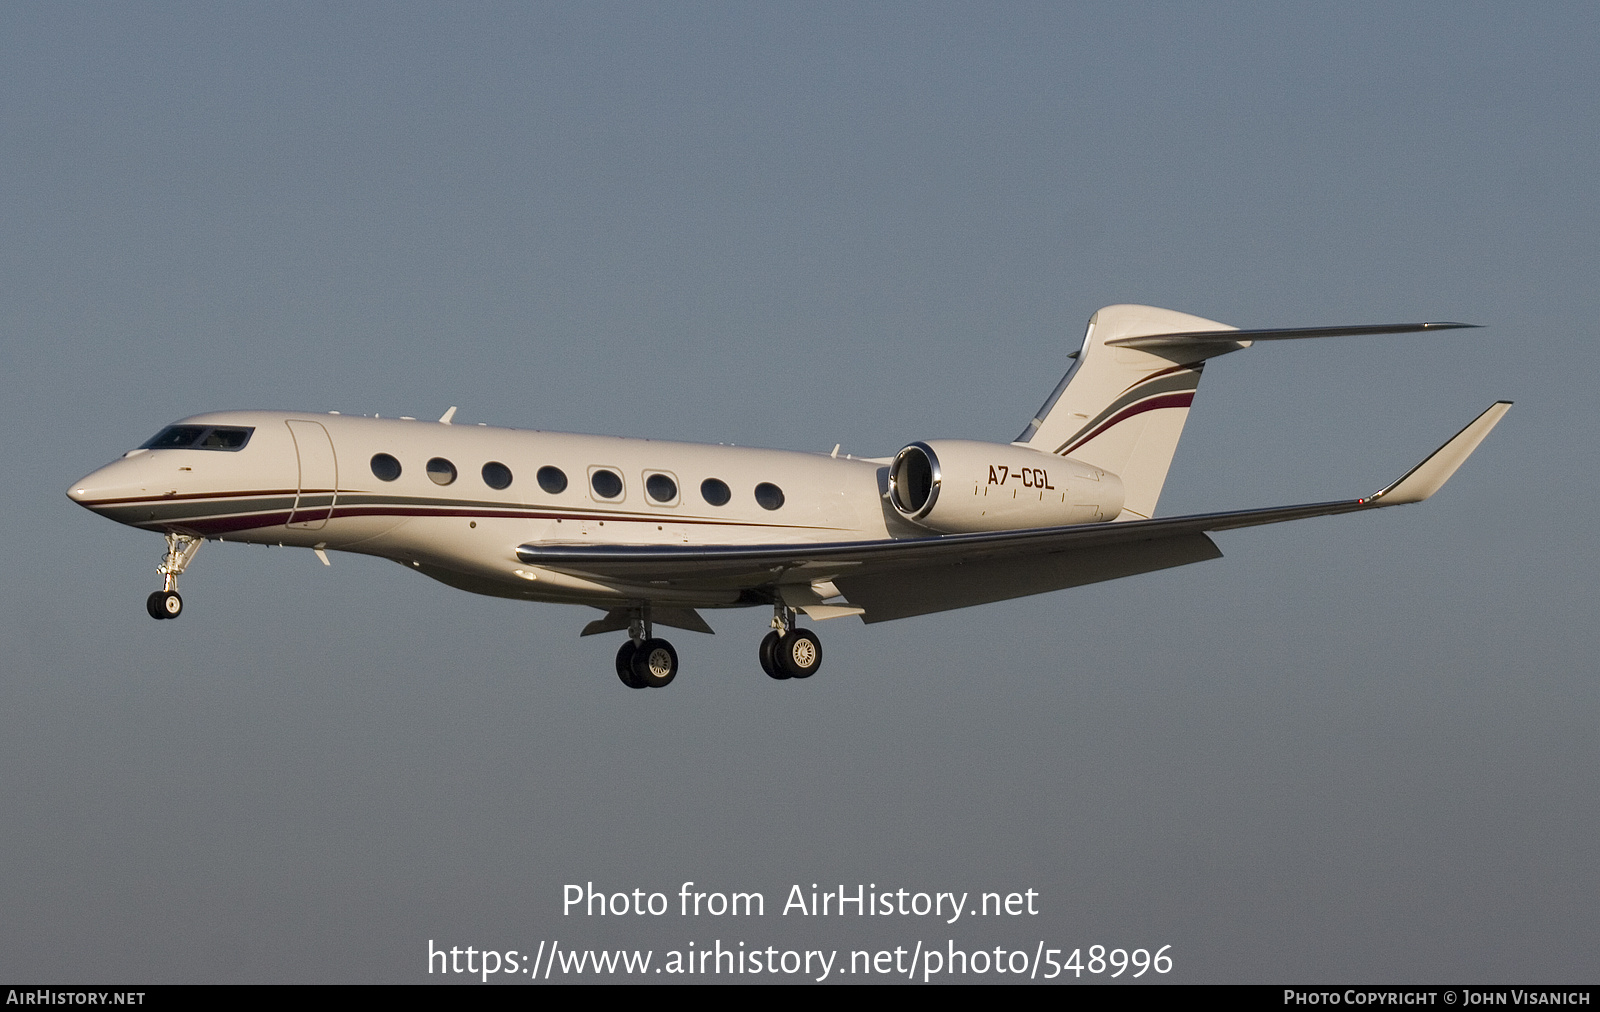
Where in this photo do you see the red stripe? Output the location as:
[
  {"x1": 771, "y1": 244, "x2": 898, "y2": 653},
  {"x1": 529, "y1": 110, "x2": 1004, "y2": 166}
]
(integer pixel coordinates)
[
  {"x1": 95, "y1": 491, "x2": 808, "y2": 529},
  {"x1": 1061, "y1": 391, "x2": 1195, "y2": 455},
  {"x1": 78, "y1": 488, "x2": 301, "y2": 506},
  {"x1": 144, "y1": 505, "x2": 829, "y2": 536},
  {"x1": 1112, "y1": 362, "x2": 1200, "y2": 398}
]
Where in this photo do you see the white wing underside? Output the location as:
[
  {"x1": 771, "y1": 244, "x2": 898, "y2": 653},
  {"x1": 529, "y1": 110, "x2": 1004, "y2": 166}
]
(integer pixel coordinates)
[{"x1": 522, "y1": 403, "x2": 1510, "y2": 625}]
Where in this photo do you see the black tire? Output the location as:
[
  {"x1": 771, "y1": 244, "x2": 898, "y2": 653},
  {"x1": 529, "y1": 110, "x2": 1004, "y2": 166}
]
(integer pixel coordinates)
[
  {"x1": 760, "y1": 631, "x2": 788, "y2": 680},
  {"x1": 148, "y1": 590, "x2": 182, "y2": 620},
  {"x1": 632, "y1": 638, "x2": 678, "y2": 688},
  {"x1": 616, "y1": 641, "x2": 646, "y2": 689},
  {"x1": 777, "y1": 627, "x2": 821, "y2": 679}
]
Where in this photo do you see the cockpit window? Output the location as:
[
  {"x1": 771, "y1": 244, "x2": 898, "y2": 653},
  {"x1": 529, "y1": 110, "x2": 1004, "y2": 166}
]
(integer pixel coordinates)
[
  {"x1": 143, "y1": 426, "x2": 207, "y2": 448},
  {"x1": 141, "y1": 425, "x2": 255, "y2": 451},
  {"x1": 197, "y1": 427, "x2": 252, "y2": 450}
]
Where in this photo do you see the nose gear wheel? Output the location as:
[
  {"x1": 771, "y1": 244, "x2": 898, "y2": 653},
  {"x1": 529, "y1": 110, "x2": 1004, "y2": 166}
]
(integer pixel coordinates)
[
  {"x1": 146, "y1": 533, "x2": 200, "y2": 621},
  {"x1": 146, "y1": 590, "x2": 183, "y2": 620}
]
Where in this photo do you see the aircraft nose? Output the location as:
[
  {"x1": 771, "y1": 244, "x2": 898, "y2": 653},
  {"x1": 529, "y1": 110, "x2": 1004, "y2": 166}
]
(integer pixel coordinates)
[
  {"x1": 68, "y1": 467, "x2": 115, "y2": 509},
  {"x1": 68, "y1": 455, "x2": 151, "y2": 513}
]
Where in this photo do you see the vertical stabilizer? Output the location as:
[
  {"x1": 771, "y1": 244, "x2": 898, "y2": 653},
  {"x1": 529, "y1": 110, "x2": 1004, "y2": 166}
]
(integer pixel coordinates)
[{"x1": 1015, "y1": 305, "x2": 1243, "y2": 519}]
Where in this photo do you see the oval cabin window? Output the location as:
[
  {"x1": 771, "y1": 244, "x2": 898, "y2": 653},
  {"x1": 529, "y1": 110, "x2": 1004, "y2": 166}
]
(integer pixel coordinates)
[
  {"x1": 590, "y1": 469, "x2": 623, "y2": 500},
  {"x1": 700, "y1": 478, "x2": 731, "y2": 506},
  {"x1": 482, "y1": 461, "x2": 513, "y2": 490},
  {"x1": 426, "y1": 457, "x2": 457, "y2": 486},
  {"x1": 646, "y1": 473, "x2": 678, "y2": 503},
  {"x1": 754, "y1": 482, "x2": 785, "y2": 510},
  {"x1": 537, "y1": 466, "x2": 568, "y2": 494},
  {"x1": 371, "y1": 454, "x2": 402, "y2": 482}
]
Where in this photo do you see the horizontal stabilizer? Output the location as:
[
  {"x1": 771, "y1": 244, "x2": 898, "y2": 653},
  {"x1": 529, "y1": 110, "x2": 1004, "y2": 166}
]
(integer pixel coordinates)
[{"x1": 1106, "y1": 321, "x2": 1478, "y2": 351}]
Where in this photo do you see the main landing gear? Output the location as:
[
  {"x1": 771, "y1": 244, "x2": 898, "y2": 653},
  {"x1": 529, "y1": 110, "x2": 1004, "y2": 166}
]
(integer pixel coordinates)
[
  {"x1": 614, "y1": 607, "x2": 679, "y2": 689},
  {"x1": 146, "y1": 533, "x2": 200, "y2": 621},
  {"x1": 759, "y1": 604, "x2": 822, "y2": 681},
  {"x1": 609, "y1": 601, "x2": 825, "y2": 689}
]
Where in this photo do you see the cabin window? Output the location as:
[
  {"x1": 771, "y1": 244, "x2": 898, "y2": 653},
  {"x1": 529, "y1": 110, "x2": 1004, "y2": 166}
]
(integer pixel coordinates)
[
  {"x1": 537, "y1": 466, "x2": 568, "y2": 494},
  {"x1": 700, "y1": 478, "x2": 731, "y2": 506},
  {"x1": 754, "y1": 482, "x2": 785, "y2": 510},
  {"x1": 645, "y1": 472, "x2": 679, "y2": 504},
  {"x1": 426, "y1": 457, "x2": 457, "y2": 486},
  {"x1": 141, "y1": 425, "x2": 254, "y2": 451},
  {"x1": 371, "y1": 453, "x2": 402, "y2": 481},
  {"x1": 482, "y1": 461, "x2": 513, "y2": 490},
  {"x1": 590, "y1": 468, "x2": 624, "y2": 500}
]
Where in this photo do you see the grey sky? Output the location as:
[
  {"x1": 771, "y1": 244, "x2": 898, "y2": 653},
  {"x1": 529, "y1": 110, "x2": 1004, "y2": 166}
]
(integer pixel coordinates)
[{"x1": 2, "y1": 3, "x2": 1596, "y2": 982}]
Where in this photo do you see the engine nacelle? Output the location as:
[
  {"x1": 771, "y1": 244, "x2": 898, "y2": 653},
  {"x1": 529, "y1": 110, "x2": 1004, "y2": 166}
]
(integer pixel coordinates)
[{"x1": 888, "y1": 440, "x2": 1124, "y2": 533}]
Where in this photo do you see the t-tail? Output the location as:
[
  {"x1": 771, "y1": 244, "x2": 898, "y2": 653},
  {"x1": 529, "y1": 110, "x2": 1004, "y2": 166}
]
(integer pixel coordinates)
[{"x1": 1013, "y1": 304, "x2": 1477, "y2": 520}]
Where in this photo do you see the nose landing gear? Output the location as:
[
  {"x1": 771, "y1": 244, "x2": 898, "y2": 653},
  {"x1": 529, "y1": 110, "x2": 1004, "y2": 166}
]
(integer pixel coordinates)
[
  {"x1": 146, "y1": 590, "x2": 183, "y2": 620},
  {"x1": 146, "y1": 533, "x2": 200, "y2": 621}
]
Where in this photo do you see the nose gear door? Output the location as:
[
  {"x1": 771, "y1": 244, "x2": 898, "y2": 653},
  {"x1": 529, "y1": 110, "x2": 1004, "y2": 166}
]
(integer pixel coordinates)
[{"x1": 286, "y1": 419, "x2": 338, "y2": 529}]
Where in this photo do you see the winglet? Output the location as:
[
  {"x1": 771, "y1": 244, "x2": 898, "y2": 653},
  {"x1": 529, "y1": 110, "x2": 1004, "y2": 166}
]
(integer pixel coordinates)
[
  {"x1": 439, "y1": 406, "x2": 458, "y2": 424},
  {"x1": 1368, "y1": 401, "x2": 1512, "y2": 506}
]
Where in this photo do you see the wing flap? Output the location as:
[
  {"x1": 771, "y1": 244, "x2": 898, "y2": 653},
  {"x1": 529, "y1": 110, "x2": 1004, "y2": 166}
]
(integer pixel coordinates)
[
  {"x1": 581, "y1": 605, "x2": 714, "y2": 636},
  {"x1": 836, "y1": 532, "x2": 1223, "y2": 622}
]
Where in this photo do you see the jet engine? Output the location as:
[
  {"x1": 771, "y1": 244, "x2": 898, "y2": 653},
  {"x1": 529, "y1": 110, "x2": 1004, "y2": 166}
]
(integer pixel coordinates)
[{"x1": 887, "y1": 440, "x2": 1124, "y2": 534}]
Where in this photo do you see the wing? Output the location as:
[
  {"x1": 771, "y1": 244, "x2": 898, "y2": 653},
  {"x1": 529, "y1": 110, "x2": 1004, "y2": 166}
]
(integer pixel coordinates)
[{"x1": 515, "y1": 402, "x2": 1510, "y2": 622}]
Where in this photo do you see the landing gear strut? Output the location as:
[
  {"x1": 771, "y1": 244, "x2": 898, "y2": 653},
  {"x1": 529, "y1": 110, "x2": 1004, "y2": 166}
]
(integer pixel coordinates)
[
  {"x1": 759, "y1": 603, "x2": 822, "y2": 680},
  {"x1": 614, "y1": 604, "x2": 679, "y2": 689},
  {"x1": 146, "y1": 533, "x2": 200, "y2": 621}
]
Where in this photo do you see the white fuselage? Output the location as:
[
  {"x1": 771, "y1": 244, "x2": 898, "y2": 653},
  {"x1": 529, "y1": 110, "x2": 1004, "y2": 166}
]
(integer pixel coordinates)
[{"x1": 69, "y1": 410, "x2": 929, "y2": 610}]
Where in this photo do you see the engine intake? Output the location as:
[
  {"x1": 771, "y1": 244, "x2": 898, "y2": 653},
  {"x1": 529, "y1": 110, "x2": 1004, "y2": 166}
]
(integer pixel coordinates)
[{"x1": 889, "y1": 441, "x2": 941, "y2": 519}]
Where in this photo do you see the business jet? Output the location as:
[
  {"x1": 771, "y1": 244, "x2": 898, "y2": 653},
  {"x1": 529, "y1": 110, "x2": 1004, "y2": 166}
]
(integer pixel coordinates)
[{"x1": 68, "y1": 304, "x2": 1509, "y2": 690}]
